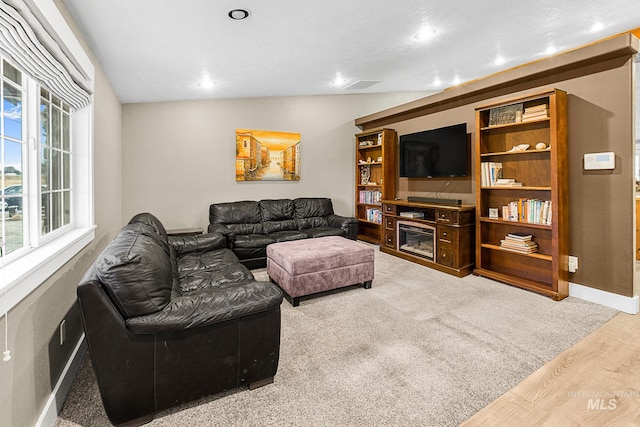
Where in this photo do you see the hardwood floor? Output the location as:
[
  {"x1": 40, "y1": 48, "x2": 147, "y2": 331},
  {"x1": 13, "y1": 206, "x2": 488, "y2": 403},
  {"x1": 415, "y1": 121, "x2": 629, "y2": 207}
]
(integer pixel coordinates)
[{"x1": 461, "y1": 312, "x2": 640, "y2": 426}]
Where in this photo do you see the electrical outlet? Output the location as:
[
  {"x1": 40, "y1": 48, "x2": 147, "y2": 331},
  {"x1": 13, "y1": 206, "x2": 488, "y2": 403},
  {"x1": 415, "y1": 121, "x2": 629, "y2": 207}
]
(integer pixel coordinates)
[
  {"x1": 568, "y1": 256, "x2": 578, "y2": 273},
  {"x1": 59, "y1": 320, "x2": 66, "y2": 346}
]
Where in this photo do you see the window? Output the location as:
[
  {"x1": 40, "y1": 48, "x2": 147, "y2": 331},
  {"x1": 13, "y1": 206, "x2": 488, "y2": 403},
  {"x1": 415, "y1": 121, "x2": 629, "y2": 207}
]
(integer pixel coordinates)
[
  {"x1": 0, "y1": 0, "x2": 95, "y2": 314},
  {"x1": 0, "y1": 58, "x2": 76, "y2": 257},
  {"x1": 40, "y1": 89, "x2": 72, "y2": 235},
  {"x1": 0, "y1": 59, "x2": 24, "y2": 256}
]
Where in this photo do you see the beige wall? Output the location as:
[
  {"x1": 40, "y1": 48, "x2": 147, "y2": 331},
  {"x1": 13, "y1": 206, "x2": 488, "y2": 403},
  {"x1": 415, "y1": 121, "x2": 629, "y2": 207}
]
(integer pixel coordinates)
[
  {"x1": 121, "y1": 92, "x2": 430, "y2": 229},
  {"x1": 0, "y1": 2, "x2": 124, "y2": 427}
]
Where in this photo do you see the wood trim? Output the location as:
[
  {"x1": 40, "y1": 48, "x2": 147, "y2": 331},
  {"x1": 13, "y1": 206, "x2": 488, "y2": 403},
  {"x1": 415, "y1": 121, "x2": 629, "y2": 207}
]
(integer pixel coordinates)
[{"x1": 355, "y1": 33, "x2": 639, "y2": 130}]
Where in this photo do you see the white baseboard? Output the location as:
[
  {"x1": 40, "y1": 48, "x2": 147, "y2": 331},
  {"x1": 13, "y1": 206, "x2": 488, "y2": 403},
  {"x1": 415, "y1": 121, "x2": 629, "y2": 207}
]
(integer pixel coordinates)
[
  {"x1": 569, "y1": 282, "x2": 640, "y2": 314},
  {"x1": 35, "y1": 334, "x2": 87, "y2": 427}
]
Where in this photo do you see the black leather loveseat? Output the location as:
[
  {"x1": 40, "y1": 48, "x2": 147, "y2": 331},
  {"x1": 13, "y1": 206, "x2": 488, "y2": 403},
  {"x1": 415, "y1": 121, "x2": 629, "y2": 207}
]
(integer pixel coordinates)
[
  {"x1": 77, "y1": 213, "x2": 283, "y2": 426},
  {"x1": 208, "y1": 197, "x2": 358, "y2": 269}
]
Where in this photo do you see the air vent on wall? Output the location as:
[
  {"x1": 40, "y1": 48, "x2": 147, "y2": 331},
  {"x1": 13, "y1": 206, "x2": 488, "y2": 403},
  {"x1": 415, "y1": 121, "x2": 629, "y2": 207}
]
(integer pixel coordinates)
[{"x1": 343, "y1": 80, "x2": 381, "y2": 90}]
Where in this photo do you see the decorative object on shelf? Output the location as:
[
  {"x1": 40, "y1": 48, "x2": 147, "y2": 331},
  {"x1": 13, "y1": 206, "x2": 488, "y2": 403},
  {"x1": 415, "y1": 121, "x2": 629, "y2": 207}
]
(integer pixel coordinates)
[
  {"x1": 367, "y1": 156, "x2": 372, "y2": 163},
  {"x1": 360, "y1": 164, "x2": 370, "y2": 185},
  {"x1": 488, "y1": 103, "x2": 523, "y2": 126},
  {"x1": 377, "y1": 156, "x2": 383, "y2": 162},
  {"x1": 535, "y1": 142, "x2": 547, "y2": 150},
  {"x1": 508, "y1": 144, "x2": 530, "y2": 152},
  {"x1": 489, "y1": 208, "x2": 499, "y2": 219}
]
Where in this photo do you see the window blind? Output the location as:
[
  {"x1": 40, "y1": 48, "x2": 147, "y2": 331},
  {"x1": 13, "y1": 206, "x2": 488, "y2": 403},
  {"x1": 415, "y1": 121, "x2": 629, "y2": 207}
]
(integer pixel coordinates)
[{"x1": 0, "y1": 0, "x2": 92, "y2": 109}]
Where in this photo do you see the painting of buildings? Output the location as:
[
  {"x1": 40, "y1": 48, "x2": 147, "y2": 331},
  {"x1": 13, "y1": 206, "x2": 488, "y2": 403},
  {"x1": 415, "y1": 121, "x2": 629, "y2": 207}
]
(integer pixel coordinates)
[{"x1": 236, "y1": 129, "x2": 301, "y2": 181}]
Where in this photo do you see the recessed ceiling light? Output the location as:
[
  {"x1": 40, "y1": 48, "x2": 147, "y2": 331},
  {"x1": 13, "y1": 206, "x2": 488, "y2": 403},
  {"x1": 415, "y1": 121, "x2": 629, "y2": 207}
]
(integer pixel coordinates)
[
  {"x1": 414, "y1": 28, "x2": 436, "y2": 41},
  {"x1": 433, "y1": 78, "x2": 442, "y2": 87},
  {"x1": 228, "y1": 9, "x2": 250, "y2": 20},
  {"x1": 199, "y1": 76, "x2": 216, "y2": 89},
  {"x1": 452, "y1": 76, "x2": 461, "y2": 85},
  {"x1": 494, "y1": 55, "x2": 506, "y2": 66},
  {"x1": 589, "y1": 22, "x2": 604, "y2": 32},
  {"x1": 544, "y1": 45, "x2": 558, "y2": 55},
  {"x1": 333, "y1": 74, "x2": 347, "y2": 87}
]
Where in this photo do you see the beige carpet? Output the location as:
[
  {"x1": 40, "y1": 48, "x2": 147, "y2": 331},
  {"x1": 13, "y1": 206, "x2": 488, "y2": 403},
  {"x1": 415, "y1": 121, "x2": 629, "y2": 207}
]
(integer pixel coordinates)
[{"x1": 56, "y1": 246, "x2": 618, "y2": 426}]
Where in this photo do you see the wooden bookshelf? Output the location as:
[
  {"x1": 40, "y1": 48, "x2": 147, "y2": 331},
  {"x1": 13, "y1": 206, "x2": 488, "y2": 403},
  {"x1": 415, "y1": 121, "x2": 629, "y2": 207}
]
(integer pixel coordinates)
[
  {"x1": 474, "y1": 88, "x2": 568, "y2": 300},
  {"x1": 355, "y1": 128, "x2": 397, "y2": 244}
]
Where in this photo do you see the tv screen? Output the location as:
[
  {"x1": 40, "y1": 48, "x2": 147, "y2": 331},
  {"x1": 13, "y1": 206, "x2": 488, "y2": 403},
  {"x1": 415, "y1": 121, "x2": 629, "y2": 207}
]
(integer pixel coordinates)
[{"x1": 399, "y1": 123, "x2": 468, "y2": 178}]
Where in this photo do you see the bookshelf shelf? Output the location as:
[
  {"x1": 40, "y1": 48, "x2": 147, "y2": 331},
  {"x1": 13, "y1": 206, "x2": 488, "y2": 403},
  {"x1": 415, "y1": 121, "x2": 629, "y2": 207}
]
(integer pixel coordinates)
[
  {"x1": 480, "y1": 186, "x2": 551, "y2": 191},
  {"x1": 474, "y1": 88, "x2": 568, "y2": 300},
  {"x1": 480, "y1": 117, "x2": 550, "y2": 131},
  {"x1": 481, "y1": 244, "x2": 553, "y2": 261},
  {"x1": 355, "y1": 128, "x2": 397, "y2": 244},
  {"x1": 480, "y1": 148, "x2": 551, "y2": 157},
  {"x1": 479, "y1": 217, "x2": 552, "y2": 230}
]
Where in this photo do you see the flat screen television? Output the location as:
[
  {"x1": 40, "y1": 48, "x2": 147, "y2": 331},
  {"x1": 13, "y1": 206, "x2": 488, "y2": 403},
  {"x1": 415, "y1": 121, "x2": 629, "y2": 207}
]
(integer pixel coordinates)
[{"x1": 399, "y1": 123, "x2": 468, "y2": 178}]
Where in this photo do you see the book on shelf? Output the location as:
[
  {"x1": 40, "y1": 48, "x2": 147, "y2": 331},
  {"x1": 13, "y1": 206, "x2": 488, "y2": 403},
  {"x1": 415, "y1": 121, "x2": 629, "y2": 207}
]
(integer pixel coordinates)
[
  {"x1": 500, "y1": 233, "x2": 538, "y2": 254},
  {"x1": 501, "y1": 199, "x2": 552, "y2": 224},
  {"x1": 365, "y1": 208, "x2": 382, "y2": 224},
  {"x1": 505, "y1": 232, "x2": 533, "y2": 241},
  {"x1": 492, "y1": 178, "x2": 523, "y2": 187},
  {"x1": 359, "y1": 189, "x2": 382, "y2": 205},
  {"x1": 522, "y1": 104, "x2": 549, "y2": 121},
  {"x1": 480, "y1": 162, "x2": 503, "y2": 186}
]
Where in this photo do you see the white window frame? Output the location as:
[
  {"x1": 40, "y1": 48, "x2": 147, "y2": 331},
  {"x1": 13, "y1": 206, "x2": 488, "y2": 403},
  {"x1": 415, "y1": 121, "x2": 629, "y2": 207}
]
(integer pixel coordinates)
[{"x1": 0, "y1": 0, "x2": 94, "y2": 313}]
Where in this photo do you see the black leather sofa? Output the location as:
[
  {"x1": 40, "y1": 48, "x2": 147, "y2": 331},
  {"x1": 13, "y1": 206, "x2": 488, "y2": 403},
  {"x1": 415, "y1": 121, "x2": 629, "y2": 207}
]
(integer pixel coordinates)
[
  {"x1": 208, "y1": 197, "x2": 358, "y2": 269},
  {"x1": 77, "y1": 213, "x2": 283, "y2": 426}
]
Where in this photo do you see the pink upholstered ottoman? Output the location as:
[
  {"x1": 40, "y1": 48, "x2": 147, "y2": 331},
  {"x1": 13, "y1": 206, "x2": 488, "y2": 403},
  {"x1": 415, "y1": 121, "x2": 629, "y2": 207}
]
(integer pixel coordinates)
[{"x1": 266, "y1": 236, "x2": 374, "y2": 306}]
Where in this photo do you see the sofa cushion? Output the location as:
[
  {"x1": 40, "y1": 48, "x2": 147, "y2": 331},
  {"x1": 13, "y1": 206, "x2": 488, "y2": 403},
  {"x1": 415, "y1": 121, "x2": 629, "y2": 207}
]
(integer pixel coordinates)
[
  {"x1": 267, "y1": 230, "x2": 309, "y2": 242},
  {"x1": 176, "y1": 247, "x2": 240, "y2": 273},
  {"x1": 210, "y1": 201, "x2": 261, "y2": 226},
  {"x1": 301, "y1": 226, "x2": 345, "y2": 239},
  {"x1": 129, "y1": 212, "x2": 169, "y2": 241},
  {"x1": 259, "y1": 199, "x2": 295, "y2": 221},
  {"x1": 233, "y1": 234, "x2": 276, "y2": 248},
  {"x1": 294, "y1": 198, "x2": 333, "y2": 229},
  {"x1": 178, "y1": 263, "x2": 255, "y2": 294},
  {"x1": 95, "y1": 223, "x2": 173, "y2": 318}
]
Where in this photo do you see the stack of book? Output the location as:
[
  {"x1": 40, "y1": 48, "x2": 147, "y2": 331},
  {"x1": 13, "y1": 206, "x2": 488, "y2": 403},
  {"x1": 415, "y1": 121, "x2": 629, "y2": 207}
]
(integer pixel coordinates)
[
  {"x1": 499, "y1": 233, "x2": 538, "y2": 254},
  {"x1": 522, "y1": 104, "x2": 549, "y2": 122},
  {"x1": 492, "y1": 178, "x2": 523, "y2": 187}
]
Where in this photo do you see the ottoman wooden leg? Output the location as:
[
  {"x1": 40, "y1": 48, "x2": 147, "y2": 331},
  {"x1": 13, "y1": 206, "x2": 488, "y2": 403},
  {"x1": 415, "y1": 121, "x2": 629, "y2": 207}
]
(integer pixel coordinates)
[{"x1": 363, "y1": 280, "x2": 372, "y2": 289}]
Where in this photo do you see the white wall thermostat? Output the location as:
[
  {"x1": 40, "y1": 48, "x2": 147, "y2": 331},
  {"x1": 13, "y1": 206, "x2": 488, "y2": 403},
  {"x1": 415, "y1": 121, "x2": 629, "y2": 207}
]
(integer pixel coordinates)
[{"x1": 584, "y1": 152, "x2": 615, "y2": 170}]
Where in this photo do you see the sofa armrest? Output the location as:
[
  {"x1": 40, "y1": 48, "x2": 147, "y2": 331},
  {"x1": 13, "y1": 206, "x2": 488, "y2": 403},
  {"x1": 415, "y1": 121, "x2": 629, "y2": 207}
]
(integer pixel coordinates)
[
  {"x1": 327, "y1": 214, "x2": 358, "y2": 240},
  {"x1": 207, "y1": 223, "x2": 234, "y2": 246},
  {"x1": 169, "y1": 232, "x2": 227, "y2": 255},
  {"x1": 125, "y1": 281, "x2": 283, "y2": 334}
]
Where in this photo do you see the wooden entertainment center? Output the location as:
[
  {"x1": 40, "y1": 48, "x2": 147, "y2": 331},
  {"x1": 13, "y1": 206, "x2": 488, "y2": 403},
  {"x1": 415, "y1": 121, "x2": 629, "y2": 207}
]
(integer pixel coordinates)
[{"x1": 380, "y1": 200, "x2": 475, "y2": 277}]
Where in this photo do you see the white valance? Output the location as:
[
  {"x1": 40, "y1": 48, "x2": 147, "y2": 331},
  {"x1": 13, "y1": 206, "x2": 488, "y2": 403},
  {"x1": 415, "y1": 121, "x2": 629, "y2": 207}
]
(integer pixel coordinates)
[{"x1": 0, "y1": 0, "x2": 92, "y2": 109}]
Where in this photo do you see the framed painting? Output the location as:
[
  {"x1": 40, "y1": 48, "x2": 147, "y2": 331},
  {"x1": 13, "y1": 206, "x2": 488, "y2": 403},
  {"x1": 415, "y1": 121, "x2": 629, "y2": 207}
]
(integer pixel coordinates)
[{"x1": 235, "y1": 129, "x2": 301, "y2": 181}]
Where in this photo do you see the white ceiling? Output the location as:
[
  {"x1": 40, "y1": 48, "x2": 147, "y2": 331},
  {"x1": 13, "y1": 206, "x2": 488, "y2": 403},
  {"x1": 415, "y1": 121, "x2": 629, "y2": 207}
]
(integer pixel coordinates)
[{"x1": 61, "y1": 0, "x2": 640, "y2": 104}]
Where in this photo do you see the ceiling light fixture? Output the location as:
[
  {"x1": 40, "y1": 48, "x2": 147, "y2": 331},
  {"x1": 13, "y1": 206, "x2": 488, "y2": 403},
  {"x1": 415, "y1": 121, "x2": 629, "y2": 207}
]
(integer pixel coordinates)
[
  {"x1": 544, "y1": 45, "x2": 558, "y2": 56},
  {"x1": 228, "y1": 9, "x2": 250, "y2": 20},
  {"x1": 414, "y1": 28, "x2": 436, "y2": 41},
  {"x1": 589, "y1": 22, "x2": 604, "y2": 32},
  {"x1": 433, "y1": 78, "x2": 442, "y2": 87},
  {"x1": 494, "y1": 55, "x2": 506, "y2": 66},
  {"x1": 452, "y1": 76, "x2": 461, "y2": 85},
  {"x1": 333, "y1": 73, "x2": 347, "y2": 87}
]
